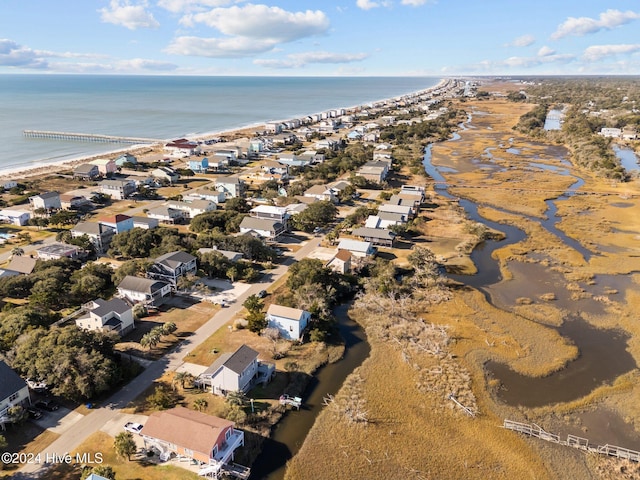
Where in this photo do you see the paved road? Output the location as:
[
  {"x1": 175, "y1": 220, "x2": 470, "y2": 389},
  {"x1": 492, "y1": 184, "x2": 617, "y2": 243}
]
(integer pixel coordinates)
[{"x1": 17, "y1": 235, "x2": 320, "y2": 478}]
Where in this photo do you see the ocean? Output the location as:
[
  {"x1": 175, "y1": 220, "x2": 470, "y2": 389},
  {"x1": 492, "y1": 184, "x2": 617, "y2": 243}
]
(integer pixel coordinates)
[{"x1": 0, "y1": 75, "x2": 441, "y2": 175}]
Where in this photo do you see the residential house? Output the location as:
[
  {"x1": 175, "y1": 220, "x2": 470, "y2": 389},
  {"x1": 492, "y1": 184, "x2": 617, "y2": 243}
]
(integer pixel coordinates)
[
  {"x1": 71, "y1": 221, "x2": 115, "y2": 254},
  {"x1": 152, "y1": 167, "x2": 180, "y2": 184},
  {"x1": 131, "y1": 216, "x2": 159, "y2": 230},
  {"x1": 166, "y1": 199, "x2": 216, "y2": 218},
  {"x1": 0, "y1": 209, "x2": 30, "y2": 226},
  {"x1": 189, "y1": 157, "x2": 209, "y2": 173},
  {"x1": 365, "y1": 214, "x2": 404, "y2": 229},
  {"x1": 215, "y1": 175, "x2": 245, "y2": 199},
  {"x1": 266, "y1": 304, "x2": 311, "y2": 341},
  {"x1": 337, "y1": 239, "x2": 376, "y2": 258},
  {"x1": 264, "y1": 122, "x2": 283, "y2": 134},
  {"x1": 239, "y1": 217, "x2": 286, "y2": 240},
  {"x1": 195, "y1": 344, "x2": 273, "y2": 395},
  {"x1": 277, "y1": 154, "x2": 311, "y2": 168},
  {"x1": 303, "y1": 184, "x2": 338, "y2": 203},
  {"x1": 117, "y1": 275, "x2": 172, "y2": 307},
  {"x1": 100, "y1": 179, "x2": 136, "y2": 200},
  {"x1": 599, "y1": 127, "x2": 622, "y2": 138},
  {"x1": 29, "y1": 191, "x2": 61, "y2": 210},
  {"x1": 352, "y1": 227, "x2": 396, "y2": 247},
  {"x1": 100, "y1": 214, "x2": 134, "y2": 234},
  {"x1": 73, "y1": 163, "x2": 100, "y2": 180},
  {"x1": 314, "y1": 139, "x2": 338, "y2": 150},
  {"x1": 36, "y1": 243, "x2": 82, "y2": 261},
  {"x1": 184, "y1": 188, "x2": 226, "y2": 204},
  {"x1": 378, "y1": 203, "x2": 414, "y2": 219},
  {"x1": 6, "y1": 256, "x2": 36, "y2": 275},
  {"x1": 622, "y1": 127, "x2": 638, "y2": 140},
  {"x1": 145, "y1": 206, "x2": 185, "y2": 224},
  {"x1": 140, "y1": 407, "x2": 246, "y2": 472},
  {"x1": 212, "y1": 149, "x2": 239, "y2": 163},
  {"x1": 389, "y1": 193, "x2": 422, "y2": 209},
  {"x1": 0, "y1": 360, "x2": 31, "y2": 420},
  {"x1": 2, "y1": 181, "x2": 17, "y2": 191},
  {"x1": 165, "y1": 139, "x2": 200, "y2": 158},
  {"x1": 261, "y1": 160, "x2": 289, "y2": 178},
  {"x1": 198, "y1": 247, "x2": 243, "y2": 263},
  {"x1": 76, "y1": 298, "x2": 135, "y2": 336},
  {"x1": 373, "y1": 150, "x2": 392, "y2": 161},
  {"x1": 326, "y1": 249, "x2": 352, "y2": 274},
  {"x1": 249, "y1": 205, "x2": 290, "y2": 226},
  {"x1": 60, "y1": 194, "x2": 92, "y2": 210},
  {"x1": 208, "y1": 157, "x2": 229, "y2": 172},
  {"x1": 400, "y1": 185, "x2": 426, "y2": 201},
  {"x1": 114, "y1": 153, "x2": 137, "y2": 167},
  {"x1": 90, "y1": 158, "x2": 117, "y2": 176},
  {"x1": 294, "y1": 195, "x2": 319, "y2": 206},
  {"x1": 148, "y1": 251, "x2": 198, "y2": 287},
  {"x1": 356, "y1": 161, "x2": 390, "y2": 184}
]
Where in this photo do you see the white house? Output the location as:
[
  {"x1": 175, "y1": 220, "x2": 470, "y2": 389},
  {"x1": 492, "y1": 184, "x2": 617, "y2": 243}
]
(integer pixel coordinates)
[
  {"x1": 266, "y1": 304, "x2": 311, "y2": 341},
  {"x1": 215, "y1": 176, "x2": 245, "y2": 199},
  {"x1": 0, "y1": 209, "x2": 30, "y2": 226},
  {"x1": 76, "y1": 298, "x2": 135, "y2": 336},
  {"x1": 100, "y1": 179, "x2": 136, "y2": 200},
  {"x1": 152, "y1": 167, "x2": 180, "y2": 184},
  {"x1": 195, "y1": 344, "x2": 260, "y2": 396},
  {"x1": 29, "y1": 191, "x2": 61, "y2": 210},
  {"x1": 239, "y1": 217, "x2": 286, "y2": 240},
  {"x1": 166, "y1": 199, "x2": 216, "y2": 218},
  {"x1": 146, "y1": 206, "x2": 185, "y2": 224},
  {"x1": 337, "y1": 239, "x2": 376, "y2": 258},
  {"x1": 0, "y1": 360, "x2": 31, "y2": 421},
  {"x1": 117, "y1": 275, "x2": 172, "y2": 307}
]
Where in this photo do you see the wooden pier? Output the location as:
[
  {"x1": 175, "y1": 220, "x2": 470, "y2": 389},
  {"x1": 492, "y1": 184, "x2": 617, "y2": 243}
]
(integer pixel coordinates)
[
  {"x1": 503, "y1": 419, "x2": 640, "y2": 462},
  {"x1": 23, "y1": 129, "x2": 163, "y2": 144}
]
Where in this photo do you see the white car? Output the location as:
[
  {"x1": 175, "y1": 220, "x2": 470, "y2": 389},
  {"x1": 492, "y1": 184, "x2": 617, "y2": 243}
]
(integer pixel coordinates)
[{"x1": 124, "y1": 422, "x2": 143, "y2": 434}]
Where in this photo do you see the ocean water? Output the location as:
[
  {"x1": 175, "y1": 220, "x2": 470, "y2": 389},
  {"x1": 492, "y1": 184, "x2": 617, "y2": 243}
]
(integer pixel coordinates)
[{"x1": 0, "y1": 75, "x2": 441, "y2": 174}]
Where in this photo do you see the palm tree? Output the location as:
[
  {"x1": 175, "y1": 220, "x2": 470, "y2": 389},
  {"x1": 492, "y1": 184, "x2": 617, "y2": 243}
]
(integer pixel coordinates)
[
  {"x1": 193, "y1": 398, "x2": 208, "y2": 412},
  {"x1": 161, "y1": 322, "x2": 177, "y2": 336},
  {"x1": 140, "y1": 331, "x2": 160, "y2": 350},
  {"x1": 173, "y1": 371, "x2": 194, "y2": 391},
  {"x1": 10, "y1": 247, "x2": 24, "y2": 257}
]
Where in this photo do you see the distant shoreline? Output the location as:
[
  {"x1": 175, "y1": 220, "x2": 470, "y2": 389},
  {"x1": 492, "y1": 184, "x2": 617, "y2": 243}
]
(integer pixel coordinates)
[{"x1": 0, "y1": 78, "x2": 448, "y2": 183}]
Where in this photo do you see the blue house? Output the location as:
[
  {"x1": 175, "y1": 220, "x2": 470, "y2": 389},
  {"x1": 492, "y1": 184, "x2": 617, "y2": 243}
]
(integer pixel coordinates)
[{"x1": 189, "y1": 157, "x2": 209, "y2": 173}]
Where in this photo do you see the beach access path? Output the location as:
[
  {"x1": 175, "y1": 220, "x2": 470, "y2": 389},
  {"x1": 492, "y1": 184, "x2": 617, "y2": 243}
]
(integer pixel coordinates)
[{"x1": 16, "y1": 234, "x2": 321, "y2": 479}]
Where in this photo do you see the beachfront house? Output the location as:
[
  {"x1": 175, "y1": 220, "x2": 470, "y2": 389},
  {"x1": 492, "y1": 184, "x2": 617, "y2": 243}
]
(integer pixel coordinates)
[
  {"x1": 117, "y1": 275, "x2": 171, "y2": 307},
  {"x1": 0, "y1": 360, "x2": 31, "y2": 421},
  {"x1": 73, "y1": 163, "x2": 100, "y2": 180},
  {"x1": 147, "y1": 250, "x2": 198, "y2": 287},
  {"x1": 29, "y1": 191, "x2": 61, "y2": 211},
  {"x1": 140, "y1": 407, "x2": 247, "y2": 475},
  {"x1": 2, "y1": 181, "x2": 17, "y2": 191},
  {"x1": 75, "y1": 298, "x2": 135, "y2": 336},
  {"x1": 100, "y1": 179, "x2": 136, "y2": 200},
  {"x1": 115, "y1": 153, "x2": 137, "y2": 167},
  {"x1": 165, "y1": 139, "x2": 200, "y2": 158},
  {"x1": 90, "y1": 158, "x2": 117, "y2": 177},
  {"x1": 266, "y1": 304, "x2": 311, "y2": 341}
]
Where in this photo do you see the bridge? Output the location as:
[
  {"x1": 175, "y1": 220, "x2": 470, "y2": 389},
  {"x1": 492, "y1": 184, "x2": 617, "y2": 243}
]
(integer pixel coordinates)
[{"x1": 23, "y1": 130, "x2": 164, "y2": 144}]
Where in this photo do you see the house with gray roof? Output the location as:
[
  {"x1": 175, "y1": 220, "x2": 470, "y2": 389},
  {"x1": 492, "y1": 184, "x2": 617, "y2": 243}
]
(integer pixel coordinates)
[
  {"x1": 6, "y1": 256, "x2": 37, "y2": 275},
  {"x1": 117, "y1": 275, "x2": 171, "y2": 306},
  {"x1": 148, "y1": 251, "x2": 198, "y2": 287},
  {"x1": 100, "y1": 179, "x2": 136, "y2": 200},
  {"x1": 239, "y1": 216, "x2": 286, "y2": 240},
  {"x1": 76, "y1": 298, "x2": 135, "y2": 336},
  {"x1": 0, "y1": 360, "x2": 30, "y2": 421},
  {"x1": 195, "y1": 344, "x2": 274, "y2": 396},
  {"x1": 71, "y1": 221, "x2": 115, "y2": 254},
  {"x1": 73, "y1": 163, "x2": 100, "y2": 180},
  {"x1": 351, "y1": 227, "x2": 396, "y2": 247},
  {"x1": 29, "y1": 191, "x2": 61, "y2": 211},
  {"x1": 266, "y1": 304, "x2": 311, "y2": 341}
]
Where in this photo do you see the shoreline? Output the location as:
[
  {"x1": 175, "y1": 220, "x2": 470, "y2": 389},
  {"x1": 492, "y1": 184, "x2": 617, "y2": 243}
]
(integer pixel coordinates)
[{"x1": 0, "y1": 78, "x2": 448, "y2": 183}]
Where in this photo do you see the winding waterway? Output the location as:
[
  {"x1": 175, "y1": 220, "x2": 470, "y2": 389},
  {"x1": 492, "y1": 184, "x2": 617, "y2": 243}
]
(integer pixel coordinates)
[
  {"x1": 423, "y1": 118, "x2": 637, "y2": 410},
  {"x1": 250, "y1": 303, "x2": 370, "y2": 480}
]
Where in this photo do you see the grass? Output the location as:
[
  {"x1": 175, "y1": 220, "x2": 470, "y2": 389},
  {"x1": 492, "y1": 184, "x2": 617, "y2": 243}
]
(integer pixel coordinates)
[{"x1": 0, "y1": 426, "x2": 60, "y2": 477}]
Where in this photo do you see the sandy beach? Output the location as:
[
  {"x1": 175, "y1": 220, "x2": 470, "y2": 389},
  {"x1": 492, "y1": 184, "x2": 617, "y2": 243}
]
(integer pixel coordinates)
[{"x1": 0, "y1": 79, "x2": 448, "y2": 183}]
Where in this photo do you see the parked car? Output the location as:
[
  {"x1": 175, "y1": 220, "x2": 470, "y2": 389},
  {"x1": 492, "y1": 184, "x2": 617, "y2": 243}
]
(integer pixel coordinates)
[
  {"x1": 35, "y1": 400, "x2": 59, "y2": 411},
  {"x1": 124, "y1": 422, "x2": 144, "y2": 434},
  {"x1": 257, "y1": 290, "x2": 267, "y2": 298},
  {"x1": 26, "y1": 406, "x2": 43, "y2": 419}
]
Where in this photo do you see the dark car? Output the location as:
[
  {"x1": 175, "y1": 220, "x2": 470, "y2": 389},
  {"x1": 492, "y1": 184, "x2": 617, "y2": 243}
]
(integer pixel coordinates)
[
  {"x1": 26, "y1": 406, "x2": 43, "y2": 419},
  {"x1": 257, "y1": 290, "x2": 267, "y2": 298},
  {"x1": 35, "y1": 400, "x2": 59, "y2": 411}
]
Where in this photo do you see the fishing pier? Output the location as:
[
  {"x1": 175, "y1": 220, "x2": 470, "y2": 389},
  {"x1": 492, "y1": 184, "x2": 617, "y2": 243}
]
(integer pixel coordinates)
[{"x1": 23, "y1": 130, "x2": 163, "y2": 144}]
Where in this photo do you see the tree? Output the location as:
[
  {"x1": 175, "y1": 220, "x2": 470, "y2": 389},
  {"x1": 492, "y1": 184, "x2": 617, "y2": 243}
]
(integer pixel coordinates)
[
  {"x1": 247, "y1": 310, "x2": 267, "y2": 333},
  {"x1": 114, "y1": 432, "x2": 137, "y2": 461},
  {"x1": 161, "y1": 322, "x2": 177, "y2": 336},
  {"x1": 243, "y1": 294, "x2": 264, "y2": 315},
  {"x1": 193, "y1": 398, "x2": 208, "y2": 412},
  {"x1": 81, "y1": 465, "x2": 116, "y2": 480},
  {"x1": 146, "y1": 383, "x2": 176, "y2": 410},
  {"x1": 177, "y1": 273, "x2": 198, "y2": 291},
  {"x1": 289, "y1": 200, "x2": 337, "y2": 232},
  {"x1": 225, "y1": 390, "x2": 247, "y2": 407},
  {"x1": 10, "y1": 247, "x2": 24, "y2": 257},
  {"x1": 224, "y1": 197, "x2": 250, "y2": 213},
  {"x1": 173, "y1": 371, "x2": 194, "y2": 391},
  {"x1": 226, "y1": 266, "x2": 238, "y2": 283},
  {"x1": 140, "y1": 331, "x2": 161, "y2": 350}
]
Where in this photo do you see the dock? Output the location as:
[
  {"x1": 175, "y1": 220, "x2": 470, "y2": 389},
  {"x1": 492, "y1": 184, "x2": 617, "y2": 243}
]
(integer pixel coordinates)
[
  {"x1": 503, "y1": 419, "x2": 640, "y2": 462},
  {"x1": 23, "y1": 129, "x2": 163, "y2": 144},
  {"x1": 279, "y1": 394, "x2": 302, "y2": 409}
]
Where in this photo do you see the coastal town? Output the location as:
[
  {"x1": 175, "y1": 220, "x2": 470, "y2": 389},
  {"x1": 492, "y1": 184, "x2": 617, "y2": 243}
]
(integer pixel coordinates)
[
  {"x1": 0, "y1": 78, "x2": 468, "y2": 479},
  {"x1": 2, "y1": 74, "x2": 640, "y2": 480}
]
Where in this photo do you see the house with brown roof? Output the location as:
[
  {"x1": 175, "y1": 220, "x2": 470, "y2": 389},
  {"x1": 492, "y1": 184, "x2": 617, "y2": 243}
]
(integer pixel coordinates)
[
  {"x1": 6, "y1": 256, "x2": 37, "y2": 275},
  {"x1": 140, "y1": 406, "x2": 247, "y2": 474},
  {"x1": 326, "y1": 249, "x2": 352, "y2": 274}
]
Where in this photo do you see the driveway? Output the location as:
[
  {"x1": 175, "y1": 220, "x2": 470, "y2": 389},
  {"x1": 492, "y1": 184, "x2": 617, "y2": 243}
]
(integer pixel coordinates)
[
  {"x1": 100, "y1": 412, "x2": 149, "y2": 438},
  {"x1": 195, "y1": 278, "x2": 252, "y2": 306},
  {"x1": 32, "y1": 407, "x2": 84, "y2": 435}
]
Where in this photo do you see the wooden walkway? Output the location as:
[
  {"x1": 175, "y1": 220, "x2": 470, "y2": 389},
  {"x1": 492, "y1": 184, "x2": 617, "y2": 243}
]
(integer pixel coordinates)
[
  {"x1": 23, "y1": 129, "x2": 163, "y2": 144},
  {"x1": 503, "y1": 419, "x2": 640, "y2": 462}
]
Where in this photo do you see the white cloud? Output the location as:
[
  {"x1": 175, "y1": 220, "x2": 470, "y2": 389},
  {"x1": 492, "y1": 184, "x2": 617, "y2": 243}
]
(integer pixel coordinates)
[
  {"x1": 505, "y1": 34, "x2": 535, "y2": 48},
  {"x1": 401, "y1": 0, "x2": 433, "y2": 6},
  {"x1": 99, "y1": 0, "x2": 160, "y2": 30},
  {"x1": 537, "y1": 46, "x2": 555, "y2": 57},
  {"x1": 165, "y1": 35, "x2": 276, "y2": 57},
  {"x1": 583, "y1": 44, "x2": 640, "y2": 61},
  {"x1": 356, "y1": 0, "x2": 380, "y2": 10},
  {"x1": 157, "y1": 0, "x2": 241, "y2": 14},
  {"x1": 184, "y1": 5, "x2": 329, "y2": 41},
  {"x1": 0, "y1": 39, "x2": 47, "y2": 68},
  {"x1": 551, "y1": 9, "x2": 640, "y2": 40},
  {"x1": 254, "y1": 50, "x2": 368, "y2": 68}
]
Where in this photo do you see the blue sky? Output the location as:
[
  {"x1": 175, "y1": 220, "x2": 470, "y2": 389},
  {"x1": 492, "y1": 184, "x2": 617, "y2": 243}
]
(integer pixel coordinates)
[{"x1": 0, "y1": 0, "x2": 639, "y2": 75}]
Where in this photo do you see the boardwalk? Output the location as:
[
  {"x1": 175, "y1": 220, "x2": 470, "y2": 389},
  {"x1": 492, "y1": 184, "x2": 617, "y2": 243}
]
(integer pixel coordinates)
[
  {"x1": 503, "y1": 419, "x2": 640, "y2": 462},
  {"x1": 23, "y1": 130, "x2": 164, "y2": 144}
]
